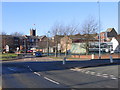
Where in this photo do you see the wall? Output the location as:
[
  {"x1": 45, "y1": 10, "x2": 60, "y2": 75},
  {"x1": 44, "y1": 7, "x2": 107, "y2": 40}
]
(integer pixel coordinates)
[{"x1": 71, "y1": 54, "x2": 120, "y2": 59}]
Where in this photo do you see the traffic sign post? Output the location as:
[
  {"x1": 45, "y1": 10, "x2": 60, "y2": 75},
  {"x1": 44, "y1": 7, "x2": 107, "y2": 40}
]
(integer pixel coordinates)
[
  {"x1": 6, "y1": 45, "x2": 9, "y2": 52},
  {"x1": 110, "y1": 55, "x2": 113, "y2": 63},
  {"x1": 17, "y1": 47, "x2": 19, "y2": 52},
  {"x1": 63, "y1": 57, "x2": 66, "y2": 65}
]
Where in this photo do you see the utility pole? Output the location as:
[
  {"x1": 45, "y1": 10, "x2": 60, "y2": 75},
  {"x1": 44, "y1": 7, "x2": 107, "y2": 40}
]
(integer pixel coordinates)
[
  {"x1": 47, "y1": 31, "x2": 50, "y2": 56},
  {"x1": 98, "y1": 1, "x2": 101, "y2": 59}
]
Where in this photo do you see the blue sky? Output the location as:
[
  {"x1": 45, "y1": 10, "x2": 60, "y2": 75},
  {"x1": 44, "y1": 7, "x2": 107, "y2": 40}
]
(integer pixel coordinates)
[{"x1": 2, "y1": 2, "x2": 118, "y2": 36}]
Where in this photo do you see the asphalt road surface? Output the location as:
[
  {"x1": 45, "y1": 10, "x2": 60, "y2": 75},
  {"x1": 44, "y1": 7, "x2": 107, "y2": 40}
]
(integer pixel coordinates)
[{"x1": 2, "y1": 58, "x2": 119, "y2": 88}]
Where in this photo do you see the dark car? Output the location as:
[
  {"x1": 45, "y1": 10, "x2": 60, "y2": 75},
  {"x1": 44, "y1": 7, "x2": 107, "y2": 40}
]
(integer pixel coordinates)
[{"x1": 35, "y1": 52, "x2": 42, "y2": 57}]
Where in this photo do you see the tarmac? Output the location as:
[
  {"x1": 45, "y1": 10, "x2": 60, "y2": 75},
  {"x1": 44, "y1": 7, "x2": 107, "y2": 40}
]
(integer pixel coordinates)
[{"x1": 2, "y1": 55, "x2": 120, "y2": 69}]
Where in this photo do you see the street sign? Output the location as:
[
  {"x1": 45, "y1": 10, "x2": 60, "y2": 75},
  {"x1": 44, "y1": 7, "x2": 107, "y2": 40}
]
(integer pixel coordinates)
[
  {"x1": 17, "y1": 47, "x2": 19, "y2": 51},
  {"x1": 6, "y1": 45, "x2": 9, "y2": 52}
]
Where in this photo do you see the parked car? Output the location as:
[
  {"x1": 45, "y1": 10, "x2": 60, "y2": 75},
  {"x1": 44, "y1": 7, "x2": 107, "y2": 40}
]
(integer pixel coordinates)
[
  {"x1": 35, "y1": 52, "x2": 42, "y2": 57},
  {"x1": 27, "y1": 50, "x2": 33, "y2": 53}
]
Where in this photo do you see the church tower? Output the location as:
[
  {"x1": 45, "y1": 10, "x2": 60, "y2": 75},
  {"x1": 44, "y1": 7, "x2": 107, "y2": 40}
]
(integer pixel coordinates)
[{"x1": 30, "y1": 28, "x2": 36, "y2": 36}]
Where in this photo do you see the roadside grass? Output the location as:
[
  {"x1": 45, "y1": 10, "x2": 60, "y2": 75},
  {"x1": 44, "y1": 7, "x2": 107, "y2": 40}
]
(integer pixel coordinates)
[{"x1": 0, "y1": 53, "x2": 18, "y2": 60}]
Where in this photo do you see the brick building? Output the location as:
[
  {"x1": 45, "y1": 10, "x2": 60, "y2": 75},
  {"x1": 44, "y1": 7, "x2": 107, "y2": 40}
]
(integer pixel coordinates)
[
  {"x1": 96, "y1": 28, "x2": 118, "y2": 42},
  {"x1": 1, "y1": 35, "x2": 20, "y2": 51}
]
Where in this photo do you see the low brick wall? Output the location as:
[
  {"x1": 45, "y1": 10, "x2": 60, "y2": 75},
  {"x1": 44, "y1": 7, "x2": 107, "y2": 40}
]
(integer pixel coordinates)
[{"x1": 71, "y1": 54, "x2": 120, "y2": 59}]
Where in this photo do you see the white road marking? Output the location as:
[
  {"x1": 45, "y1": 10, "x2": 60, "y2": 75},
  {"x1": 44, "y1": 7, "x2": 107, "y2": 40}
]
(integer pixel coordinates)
[
  {"x1": 110, "y1": 75, "x2": 115, "y2": 77},
  {"x1": 29, "y1": 68, "x2": 33, "y2": 71},
  {"x1": 70, "y1": 68, "x2": 118, "y2": 80},
  {"x1": 70, "y1": 68, "x2": 83, "y2": 72},
  {"x1": 102, "y1": 74, "x2": 109, "y2": 78},
  {"x1": 81, "y1": 69, "x2": 86, "y2": 72},
  {"x1": 44, "y1": 77, "x2": 60, "y2": 85},
  {"x1": 111, "y1": 77, "x2": 117, "y2": 80},
  {"x1": 85, "y1": 71, "x2": 90, "y2": 74},
  {"x1": 34, "y1": 72, "x2": 41, "y2": 76},
  {"x1": 90, "y1": 72, "x2": 95, "y2": 75},
  {"x1": 76, "y1": 69, "x2": 83, "y2": 71},
  {"x1": 96, "y1": 73, "x2": 102, "y2": 76},
  {"x1": 70, "y1": 68, "x2": 77, "y2": 71},
  {"x1": 110, "y1": 75, "x2": 117, "y2": 80},
  {"x1": 8, "y1": 67, "x2": 16, "y2": 71}
]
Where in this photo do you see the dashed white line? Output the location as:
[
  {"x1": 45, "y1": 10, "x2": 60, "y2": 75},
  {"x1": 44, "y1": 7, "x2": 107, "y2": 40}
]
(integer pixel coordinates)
[
  {"x1": 96, "y1": 73, "x2": 102, "y2": 76},
  {"x1": 102, "y1": 74, "x2": 109, "y2": 78},
  {"x1": 90, "y1": 72, "x2": 95, "y2": 75},
  {"x1": 110, "y1": 75, "x2": 117, "y2": 80},
  {"x1": 70, "y1": 68, "x2": 118, "y2": 80},
  {"x1": 8, "y1": 67, "x2": 16, "y2": 71},
  {"x1": 29, "y1": 68, "x2": 33, "y2": 71},
  {"x1": 85, "y1": 71, "x2": 90, "y2": 74},
  {"x1": 44, "y1": 77, "x2": 60, "y2": 85},
  {"x1": 81, "y1": 69, "x2": 86, "y2": 72},
  {"x1": 111, "y1": 77, "x2": 117, "y2": 80},
  {"x1": 34, "y1": 72, "x2": 41, "y2": 76}
]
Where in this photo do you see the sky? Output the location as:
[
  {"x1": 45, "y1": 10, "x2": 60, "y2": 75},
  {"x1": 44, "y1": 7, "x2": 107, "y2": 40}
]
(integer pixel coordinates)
[{"x1": 2, "y1": 2, "x2": 118, "y2": 36}]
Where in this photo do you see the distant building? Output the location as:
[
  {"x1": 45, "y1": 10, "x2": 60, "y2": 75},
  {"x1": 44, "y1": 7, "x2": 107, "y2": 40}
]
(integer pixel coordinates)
[
  {"x1": 60, "y1": 34, "x2": 98, "y2": 53},
  {"x1": 30, "y1": 28, "x2": 36, "y2": 36},
  {"x1": 1, "y1": 28, "x2": 39, "y2": 52},
  {"x1": 96, "y1": 28, "x2": 118, "y2": 42},
  {"x1": 111, "y1": 35, "x2": 120, "y2": 53},
  {"x1": 22, "y1": 29, "x2": 39, "y2": 50},
  {"x1": 1, "y1": 35, "x2": 20, "y2": 51}
]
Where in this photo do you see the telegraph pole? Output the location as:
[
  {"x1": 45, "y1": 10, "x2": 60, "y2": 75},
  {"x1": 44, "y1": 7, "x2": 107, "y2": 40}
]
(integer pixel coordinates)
[
  {"x1": 98, "y1": 1, "x2": 101, "y2": 59},
  {"x1": 47, "y1": 31, "x2": 50, "y2": 56}
]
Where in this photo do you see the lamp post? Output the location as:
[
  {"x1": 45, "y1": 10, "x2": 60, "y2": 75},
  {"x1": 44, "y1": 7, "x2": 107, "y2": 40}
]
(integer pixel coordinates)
[
  {"x1": 47, "y1": 31, "x2": 50, "y2": 56},
  {"x1": 98, "y1": 1, "x2": 101, "y2": 59},
  {"x1": 24, "y1": 36, "x2": 28, "y2": 54}
]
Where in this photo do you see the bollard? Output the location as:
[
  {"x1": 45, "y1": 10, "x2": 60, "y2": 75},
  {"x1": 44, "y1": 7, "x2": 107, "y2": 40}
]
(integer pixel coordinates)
[
  {"x1": 91, "y1": 54, "x2": 94, "y2": 59},
  {"x1": 110, "y1": 55, "x2": 113, "y2": 63},
  {"x1": 63, "y1": 57, "x2": 66, "y2": 65}
]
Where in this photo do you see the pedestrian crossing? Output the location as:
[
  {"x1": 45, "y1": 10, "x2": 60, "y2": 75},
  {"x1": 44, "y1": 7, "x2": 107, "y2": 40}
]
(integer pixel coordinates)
[{"x1": 70, "y1": 68, "x2": 118, "y2": 80}]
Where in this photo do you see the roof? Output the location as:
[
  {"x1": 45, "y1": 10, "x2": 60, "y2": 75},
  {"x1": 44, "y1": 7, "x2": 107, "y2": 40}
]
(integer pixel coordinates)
[
  {"x1": 106, "y1": 28, "x2": 115, "y2": 32},
  {"x1": 61, "y1": 34, "x2": 98, "y2": 43},
  {"x1": 38, "y1": 35, "x2": 46, "y2": 39}
]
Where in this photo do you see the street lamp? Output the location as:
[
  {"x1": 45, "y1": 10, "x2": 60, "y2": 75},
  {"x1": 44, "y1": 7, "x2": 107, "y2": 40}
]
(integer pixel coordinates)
[
  {"x1": 24, "y1": 36, "x2": 28, "y2": 54},
  {"x1": 98, "y1": 1, "x2": 101, "y2": 59},
  {"x1": 47, "y1": 31, "x2": 50, "y2": 56}
]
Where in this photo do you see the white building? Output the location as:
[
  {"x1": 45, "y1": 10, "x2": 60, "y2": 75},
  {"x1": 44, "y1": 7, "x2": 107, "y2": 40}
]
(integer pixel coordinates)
[{"x1": 111, "y1": 36, "x2": 120, "y2": 53}]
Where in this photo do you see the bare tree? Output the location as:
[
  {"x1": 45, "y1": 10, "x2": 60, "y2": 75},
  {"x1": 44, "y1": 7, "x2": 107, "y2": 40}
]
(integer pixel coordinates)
[
  {"x1": 51, "y1": 22, "x2": 64, "y2": 36},
  {"x1": 80, "y1": 17, "x2": 98, "y2": 55},
  {"x1": 51, "y1": 22, "x2": 65, "y2": 57},
  {"x1": 0, "y1": 32, "x2": 7, "y2": 35},
  {"x1": 11, "y1": 32, "x2": 24, "y2": 36},
  {"x1": 51, "y1": 21, "x2": 79, "y2": 57}
]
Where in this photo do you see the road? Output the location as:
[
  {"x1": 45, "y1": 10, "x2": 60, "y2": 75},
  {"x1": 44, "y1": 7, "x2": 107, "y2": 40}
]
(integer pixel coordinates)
[{"x1": 2, "y1": 57, "x2": 119, "y2": 88}]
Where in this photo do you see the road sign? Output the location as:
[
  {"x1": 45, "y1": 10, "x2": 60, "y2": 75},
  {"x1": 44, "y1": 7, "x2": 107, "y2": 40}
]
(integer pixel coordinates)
[
  {"x1": 6, "y1": 45, "x2": 9, "y2": 52},
  {"x1": 17, "y1": 47, "x2": 19, "y2": 51}
]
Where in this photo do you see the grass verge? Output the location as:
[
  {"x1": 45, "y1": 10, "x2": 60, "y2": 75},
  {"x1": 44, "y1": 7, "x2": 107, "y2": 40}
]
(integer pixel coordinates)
[{"x1": 0, "y1": 53, "x2": 18, "y2": 60}]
